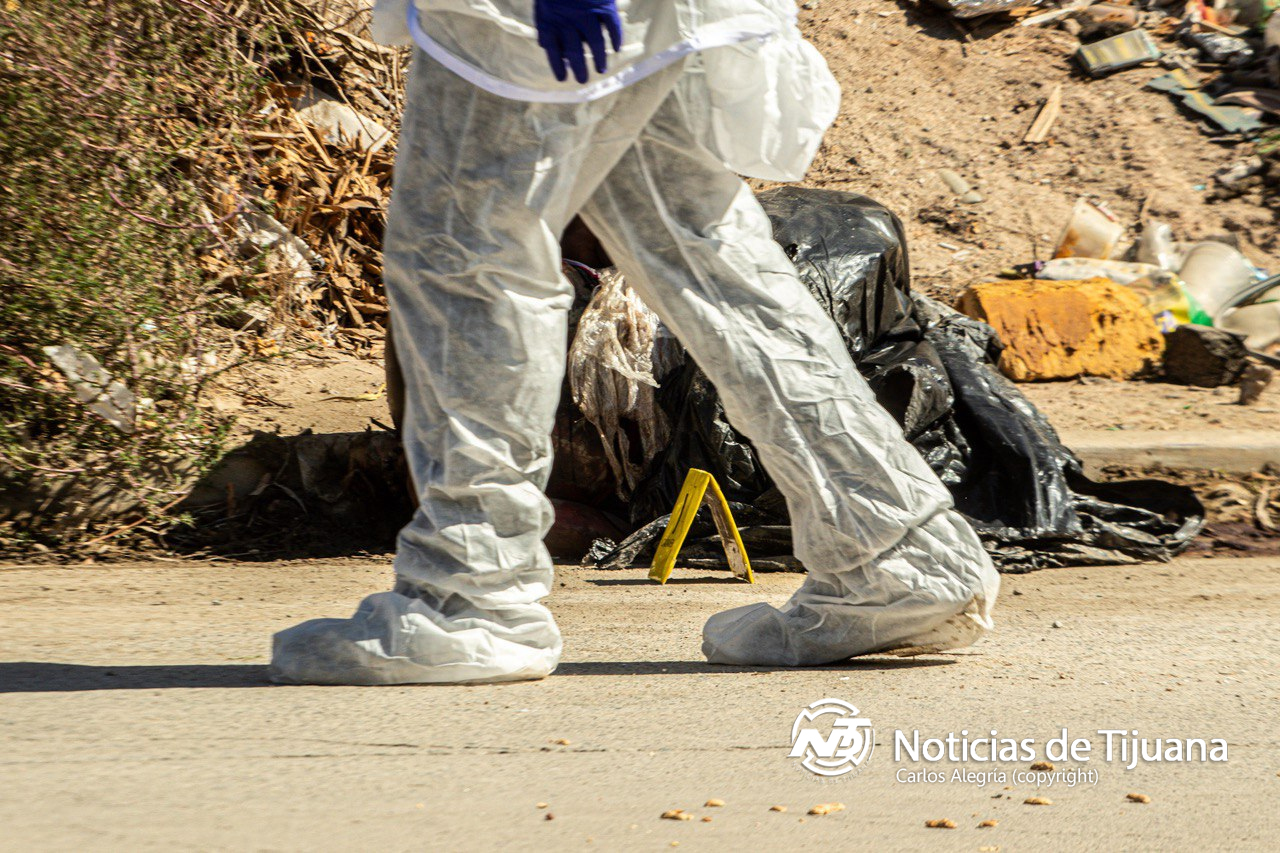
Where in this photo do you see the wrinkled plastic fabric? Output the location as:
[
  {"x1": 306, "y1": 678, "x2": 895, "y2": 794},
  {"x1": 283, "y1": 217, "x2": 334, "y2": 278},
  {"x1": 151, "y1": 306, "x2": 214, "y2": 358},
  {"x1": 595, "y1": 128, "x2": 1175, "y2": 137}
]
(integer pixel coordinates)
[
  {"x1": 271, "y1": 52, "x2": 997, "y2": 684},
  {"x1": 374, "y1": 0, "x2": 840, "y2": 181},
  {"x1": 613, "y1": 188, "x2": 1203, "y2": 573},
  {"x1": 567, "y1": 269, "x2": 678, "y2": 498}
]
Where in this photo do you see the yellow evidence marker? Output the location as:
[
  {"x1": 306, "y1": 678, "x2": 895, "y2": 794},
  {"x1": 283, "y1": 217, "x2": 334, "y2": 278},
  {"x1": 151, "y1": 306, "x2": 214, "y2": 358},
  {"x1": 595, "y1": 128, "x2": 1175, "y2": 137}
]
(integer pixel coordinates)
[{"x1": 649, "y1": 468, "x2": 754, "y2": 584}]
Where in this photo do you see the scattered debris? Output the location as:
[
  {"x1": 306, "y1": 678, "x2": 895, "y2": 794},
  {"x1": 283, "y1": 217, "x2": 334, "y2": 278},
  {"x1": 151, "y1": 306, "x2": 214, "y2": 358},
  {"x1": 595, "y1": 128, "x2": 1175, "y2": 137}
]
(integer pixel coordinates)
[
  {"x1": 1024, "y1": 797, "x2": 1053, "y2": 805},
  {"x1": 1023, "y1": 83, "x2": 1063, "y2": 144},
  {"x1": 958, "y1": 279, "x2": 1164, "y2": 381},
  {"x1": 808, "y1": 803, "x2": 846, "y2": 816},
  {"x1": 293, "y1": 86, "x2": 392, "y2": 153},
  {"x1": 551, "y1": 738, "x2": 571, "y2": 746},
  {"x1": 1178, "y1": 242, "x2": 1256, "y2": 320},
  {"x1": 1031, "y1": 760, "x2": 1055, "y2": 771},
  {"x1": 979, "y1": 819, "x2": 1000, "y2": 827},
  {"x1": 769, "y1": 805, "x2": 788, "y2": 813},
  {"x1": 1254, "y1": 486, "x2": 1275, "y2": 532},
  {"x1": 1077, "y1": 30, "x2": 1162, "y2": 77},
  {"x1": 537, "y1": 802, "x2": 549, "y2": 809},
  {"x1": 1212, "y1": 156, "x2": 1265, "y2": 188},
  {"x1": 235, "y1": 209, "x2": 321, "y2": 289},
  {"x1": 1238, "y1": 364, "x2": 1275, "y2": 405},
  {"x1": 704, "y1": 799, "x2": 725, "y2": 808},
  {"x1": 1162, "y1": 325, "x2": 1251, "y2": 387},
  {"x1": 1053, "y1": 199, "x2": 1124, "y2": 261},
  {"x1": 1147, "y1": 71, "x2": 1267, "y2": 135},
  {"x1": 661, "y1": 810, "x2": 692, "y2": 821},
  {"x1": 1126, "y1": 792, "x2": 1152, "y2": 804},
  {"x1": 1039, "y1": 258, "x2": 1160, "y2": 286},
  {"x1": 42, "y1": 345, "x2": 137, "y2": 434},
  {"x1": 930, "y1": 0, "x2": 1037, "y2": 19},
  {"x1": 925, "y1": 818, "x2": 958, "y2": 828}
]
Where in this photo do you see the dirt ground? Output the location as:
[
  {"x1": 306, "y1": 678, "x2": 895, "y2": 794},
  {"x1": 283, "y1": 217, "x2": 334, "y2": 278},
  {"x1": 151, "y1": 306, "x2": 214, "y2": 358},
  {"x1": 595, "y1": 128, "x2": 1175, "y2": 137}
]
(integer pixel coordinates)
[
  {"x1": 1, "y1": 556, "x2": 1277, "y2": 849},
  {"x1": 221, "y1": 349, "x2": 1277, "y2": 448},
  {"x1": 1021, "y1": 378, "x2": 1280, "y2": 431},
  {"x1": 798, "y1": 2, "x2": 1279, "y2": 301},
  {"x1": 208, "y1": 1, "x2": 1280, "y2": 448}
]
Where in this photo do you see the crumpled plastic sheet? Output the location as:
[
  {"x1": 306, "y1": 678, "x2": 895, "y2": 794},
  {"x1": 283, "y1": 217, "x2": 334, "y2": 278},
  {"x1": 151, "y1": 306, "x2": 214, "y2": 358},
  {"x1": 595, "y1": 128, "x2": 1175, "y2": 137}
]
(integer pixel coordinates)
[
  {"x1": 592, "y1": 187, "x2": 1203, "y2": 572},
  {"x1": 567, "y1": 269, "x2": 681, "y2": 498}
]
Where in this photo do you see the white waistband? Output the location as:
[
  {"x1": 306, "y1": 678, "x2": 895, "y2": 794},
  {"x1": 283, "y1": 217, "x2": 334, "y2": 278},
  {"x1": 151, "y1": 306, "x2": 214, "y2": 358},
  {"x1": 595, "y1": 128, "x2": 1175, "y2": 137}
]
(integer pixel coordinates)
[{"x1": 408, "y1": 5, "x2": 778, "y2": 103}]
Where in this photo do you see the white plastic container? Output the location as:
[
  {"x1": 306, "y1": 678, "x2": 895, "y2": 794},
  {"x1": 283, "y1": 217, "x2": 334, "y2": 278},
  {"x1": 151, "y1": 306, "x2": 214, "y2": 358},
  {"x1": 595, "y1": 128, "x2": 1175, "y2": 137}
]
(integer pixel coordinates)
[
  {"x1": 1135, "y1": 221, "x2": 1178, "y2": 270},
  {"x1": 1053, "y1": 199, "x2": 1125, "y2": 260},
  {"x1": 1218, "y1": 301, "x2": 1280, "y2": 351},
  {"x1": 1176, "y1": 241, "x2": 1256, "y2": 320}
]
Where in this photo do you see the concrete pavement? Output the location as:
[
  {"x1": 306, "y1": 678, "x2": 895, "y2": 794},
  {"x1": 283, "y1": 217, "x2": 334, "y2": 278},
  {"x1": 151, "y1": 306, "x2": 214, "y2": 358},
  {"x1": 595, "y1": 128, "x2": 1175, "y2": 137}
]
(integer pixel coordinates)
[{"x1": 1, "y1": 556, "x2": 1277, "y2": 850}]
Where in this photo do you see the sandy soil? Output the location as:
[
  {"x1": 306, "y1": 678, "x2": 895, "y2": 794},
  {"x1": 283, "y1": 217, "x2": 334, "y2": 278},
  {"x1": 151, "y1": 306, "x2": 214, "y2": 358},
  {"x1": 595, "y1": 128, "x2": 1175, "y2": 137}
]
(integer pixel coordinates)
[
  {"x1": 222, "y1": 345, "x2": 1277, "y2": 453},
  {"x1": 211, "y1": 1, "x2": 1280, "y2": 447},
  {"x1": 798, "y1": 2, "x2": 1279, "y2": 301},
  {"x1": 1, "y1": 555, "x2": 1277, "y2": 849},
  {"x1": 1022, "y1": 378, "x2": 1280, "y2": 432}
]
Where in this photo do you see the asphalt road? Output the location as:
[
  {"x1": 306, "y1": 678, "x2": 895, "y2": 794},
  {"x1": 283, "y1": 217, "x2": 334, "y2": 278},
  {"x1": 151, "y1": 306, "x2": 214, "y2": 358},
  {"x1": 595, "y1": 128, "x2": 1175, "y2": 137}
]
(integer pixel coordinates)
[{"x1": 1, "y1": 556, "x2": 1277, "y2": 850}]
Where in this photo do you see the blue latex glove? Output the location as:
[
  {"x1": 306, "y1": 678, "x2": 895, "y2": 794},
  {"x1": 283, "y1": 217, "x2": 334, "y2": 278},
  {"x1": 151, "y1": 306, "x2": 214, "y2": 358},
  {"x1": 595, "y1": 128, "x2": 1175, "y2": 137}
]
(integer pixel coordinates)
[{"x1": 534, "y1": 0, "x2": 623, "y2": 84}]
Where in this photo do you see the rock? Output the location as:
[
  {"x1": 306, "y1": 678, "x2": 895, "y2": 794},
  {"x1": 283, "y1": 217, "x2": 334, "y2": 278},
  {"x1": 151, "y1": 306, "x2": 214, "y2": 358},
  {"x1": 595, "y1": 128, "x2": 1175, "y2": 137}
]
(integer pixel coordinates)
[
  {"x1": 957, "y1": 279, "x2": 1164, "y2": 381},
  {"x1": 1238, "y1": 363, "x2": 1273, "y2": 405},
  {"x1": 1162, "y1": 325, "x2": 1250, "y2": 387},
  {"x1": 42, "y1": 345, "x2": 136, "y2": 433},
  {"x1": 1212, "y1": 156, "x2": 1264, "y2": 188},
  {"x1": 294, "y1": 88, "x2": 391, "y2": 152}
]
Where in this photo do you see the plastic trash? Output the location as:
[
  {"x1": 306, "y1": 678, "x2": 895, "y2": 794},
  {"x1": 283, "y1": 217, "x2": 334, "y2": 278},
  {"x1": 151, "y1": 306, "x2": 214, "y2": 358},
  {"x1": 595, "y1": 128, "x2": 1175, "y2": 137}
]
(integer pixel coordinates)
[
  {"x1": 1053, "y1": 199, "x2": 1124, "y2": 260},
  {"x1": 567, "y1": 268, "x2": 681, "y2": 499},
  {"x1": 602, "y1": 188, "x2": 1203, "y2": 572},
  {"x1": 1037, "y1": 257, "x2": 1160, "y2": 285},
  {"x1": 1177, "y1": 241, "x2": 1257, "y2": 320},
  {"x1": 1135, "y1": 221, "x2": 1179, "y2": 270},
  {"x1": 1185, "y1": 31, "x2": 1255, "y2": 66},
  {"x1": 1125, "y1": 271, "x2": 1213, "y2": 331},
  {"x1": 928, "y1": 0, "x2": 1039, "y2": 19},
  {"x1": 1218, "y1": 301, "x2": 1280, "y2": 352},
  {"x1": 42, "y1": 345, "x2": 136, "y2": 434}
]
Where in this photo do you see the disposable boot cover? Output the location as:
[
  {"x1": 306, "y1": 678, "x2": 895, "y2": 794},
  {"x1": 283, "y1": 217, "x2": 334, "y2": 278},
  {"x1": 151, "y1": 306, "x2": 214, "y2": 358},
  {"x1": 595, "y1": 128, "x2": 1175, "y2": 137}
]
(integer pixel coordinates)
[
  {"x1": 271, "y1": 51, "x2": 998, "y2": 684},
  {"x1": 702, "y1": 508, "x2": 996, "y2": 666}
]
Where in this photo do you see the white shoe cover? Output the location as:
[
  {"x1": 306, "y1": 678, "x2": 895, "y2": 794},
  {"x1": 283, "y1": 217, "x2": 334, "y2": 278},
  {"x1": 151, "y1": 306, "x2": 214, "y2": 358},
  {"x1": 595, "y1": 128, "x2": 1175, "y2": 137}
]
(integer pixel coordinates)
[
  {"x1": 269, "y1": 590, "x2": 561, "y2": 685},
  {"x1": 702, "y1": 509, "x2": 999, "y2": 666}
]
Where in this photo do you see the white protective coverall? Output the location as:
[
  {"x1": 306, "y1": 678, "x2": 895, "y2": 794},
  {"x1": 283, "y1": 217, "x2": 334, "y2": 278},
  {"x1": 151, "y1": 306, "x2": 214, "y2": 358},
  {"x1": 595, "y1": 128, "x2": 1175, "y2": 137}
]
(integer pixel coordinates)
[{"x1": 268, "y1": 0, "x2": 999, "y2": 684}]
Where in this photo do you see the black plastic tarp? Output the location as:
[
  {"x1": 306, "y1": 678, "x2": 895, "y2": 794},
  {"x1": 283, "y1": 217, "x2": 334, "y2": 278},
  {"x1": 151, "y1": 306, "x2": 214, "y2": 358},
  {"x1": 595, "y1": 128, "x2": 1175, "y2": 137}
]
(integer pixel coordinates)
[{"x1": 597, "y1": 187, "x2": 1202, "y2": 572}]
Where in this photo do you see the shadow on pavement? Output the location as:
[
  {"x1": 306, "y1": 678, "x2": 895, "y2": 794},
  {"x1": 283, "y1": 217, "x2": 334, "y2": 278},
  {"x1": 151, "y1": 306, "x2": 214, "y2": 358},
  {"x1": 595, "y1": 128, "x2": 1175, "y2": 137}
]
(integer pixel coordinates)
[
  {"x1": 586, "y1": 576, "x2": 758, "y2": 586},
  {"x1": 0, "y1": 662, "x2": 270, "y2": 692},
  {"x1": 0, "y1": 656, "x2": 955, "y2": 691},
  {"x1": 554, "y1": 658, "x2": 956, "y2": 675}
]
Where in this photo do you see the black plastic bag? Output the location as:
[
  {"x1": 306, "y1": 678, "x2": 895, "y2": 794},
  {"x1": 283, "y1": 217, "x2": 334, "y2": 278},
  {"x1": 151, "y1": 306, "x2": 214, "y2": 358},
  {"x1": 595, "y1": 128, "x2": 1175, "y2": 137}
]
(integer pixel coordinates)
[{"x1": 602, "y1": 187, "x2": 1201, "y2": 571}]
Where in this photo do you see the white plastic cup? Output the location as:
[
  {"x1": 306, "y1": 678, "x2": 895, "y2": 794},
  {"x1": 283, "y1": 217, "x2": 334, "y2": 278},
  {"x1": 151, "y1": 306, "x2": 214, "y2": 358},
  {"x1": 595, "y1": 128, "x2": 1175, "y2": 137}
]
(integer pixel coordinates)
[
  {"x1": 1053, "y1": 199, "x2": 1124, "y2": 260},
  {"x1": 1176, "y1": 241, "x2": 1256, "y2": 320}
]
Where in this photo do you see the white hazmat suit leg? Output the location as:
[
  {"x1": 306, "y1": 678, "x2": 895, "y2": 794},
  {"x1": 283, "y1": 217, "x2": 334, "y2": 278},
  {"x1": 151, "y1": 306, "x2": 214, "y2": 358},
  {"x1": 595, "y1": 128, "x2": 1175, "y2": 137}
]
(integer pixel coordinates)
[
  {"x1": 269, "y1": 57, "x2": 687, "y2": 685},
  {"x1": 270, "y1": 49, "x2": 999, "y2": 685},
  {"x1": 577, "y1": 87, "x2": 999, "y2": 666}
]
